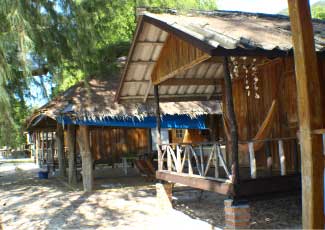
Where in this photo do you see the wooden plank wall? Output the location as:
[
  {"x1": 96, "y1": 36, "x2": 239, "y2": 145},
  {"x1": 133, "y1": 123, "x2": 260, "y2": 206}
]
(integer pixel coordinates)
[
  {"x1": 87, "y1": 127, "x2": 149, "y2": 163},
  {"x1": 227, "y1": 56, "x2": 302, "y2": 174}
]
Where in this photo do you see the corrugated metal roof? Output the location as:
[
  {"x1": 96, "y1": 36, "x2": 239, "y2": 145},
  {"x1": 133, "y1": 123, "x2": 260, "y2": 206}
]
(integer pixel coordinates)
[{"x1": 116, "y1": 10, "x2": 325, "y2": 102}]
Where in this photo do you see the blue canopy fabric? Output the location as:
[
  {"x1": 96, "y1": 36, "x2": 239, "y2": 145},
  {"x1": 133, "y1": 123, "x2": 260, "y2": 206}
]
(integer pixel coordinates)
[{"x1": 57, "y1": 114, "x2": 207, "y2": 129}]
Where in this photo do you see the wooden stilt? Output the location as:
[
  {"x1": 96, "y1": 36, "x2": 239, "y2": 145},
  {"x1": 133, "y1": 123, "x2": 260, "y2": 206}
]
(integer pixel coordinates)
[
  {"x1": 223, "y1": 57, "x2": 240, "y2": 188},
  {"x1": 51, "y1": 131, "x2": 55, "y2": 172},
  {"x1": 56, "y1": 123, "x2": 66, "y2": 177},
  {"x1": 154, "y1": 85, "x2": 162, "y2": 171},
  {"x1": 67, "y1": 125, "x2": 77, "y2": 185},
  {"x1": 77, "y1": 126, "x2": 93, "y2": 192},
  {"x1": 288, "y1": 1, "x2": 324, "y2": 228},
  {"x1": 35, "y1": 132, "x2": 40, "y2": 166}
]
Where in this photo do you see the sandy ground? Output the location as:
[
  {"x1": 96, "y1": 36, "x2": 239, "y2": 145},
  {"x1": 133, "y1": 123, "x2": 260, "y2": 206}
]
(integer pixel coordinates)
[{"x1": 0, "y1": 163, "x2": 220, "y2": 230}]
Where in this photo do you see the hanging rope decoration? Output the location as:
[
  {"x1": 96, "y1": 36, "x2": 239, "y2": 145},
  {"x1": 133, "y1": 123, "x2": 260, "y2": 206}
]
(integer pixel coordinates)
[{"x1": 229, "y1": 56, "x2": 260, "y2": 99}]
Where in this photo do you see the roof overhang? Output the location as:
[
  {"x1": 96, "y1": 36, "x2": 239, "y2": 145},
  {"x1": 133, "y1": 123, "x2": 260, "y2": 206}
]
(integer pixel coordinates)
[{"x1": 115, "y1": 12, "x2": 296, "y2": 103}]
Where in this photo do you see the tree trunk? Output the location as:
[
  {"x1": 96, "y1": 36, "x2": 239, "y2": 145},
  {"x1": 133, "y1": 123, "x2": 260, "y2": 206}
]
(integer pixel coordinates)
[
  {"x1": 77, "y1": 126, "x2": 93, "y2": 192},
  {"x1": 67, "y1": 125, "x2": 77, "y2": 185},
  {"x1": 56, "y1": 124, "x2": 66, "y2": 177},
  {"x1": 223, "y1": 57, "x2": 240, "y2": 187}
]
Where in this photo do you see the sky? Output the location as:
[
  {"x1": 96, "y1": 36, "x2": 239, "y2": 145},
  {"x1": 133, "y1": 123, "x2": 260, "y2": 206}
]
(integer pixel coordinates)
[{"x1": 218, "y1": 0, "x2": 319, "y2": 14}]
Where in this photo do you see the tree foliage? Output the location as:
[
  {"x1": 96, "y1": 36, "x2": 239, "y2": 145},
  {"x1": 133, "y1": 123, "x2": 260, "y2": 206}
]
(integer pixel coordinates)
[{"x1": 0, "y1": 0, "x2": 217, "y2": 148}]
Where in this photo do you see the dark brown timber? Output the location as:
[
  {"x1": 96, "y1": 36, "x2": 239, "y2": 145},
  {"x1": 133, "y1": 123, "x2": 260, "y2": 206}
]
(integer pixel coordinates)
[
  {"x1": 288, "y1": 0, "x2": 324, "y2": 228},
  {"x1": 223, "y1": 57, "x2": 240, "y2": 188}
]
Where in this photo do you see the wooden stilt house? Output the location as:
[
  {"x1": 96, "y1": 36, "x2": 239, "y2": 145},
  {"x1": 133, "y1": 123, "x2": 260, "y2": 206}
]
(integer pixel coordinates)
[
  {"x1": 27, "y1": 78, "x2": 221, "y2": 191},
  {"x1": 115, "y1": 9, "x2": 325, "y2": 213}
]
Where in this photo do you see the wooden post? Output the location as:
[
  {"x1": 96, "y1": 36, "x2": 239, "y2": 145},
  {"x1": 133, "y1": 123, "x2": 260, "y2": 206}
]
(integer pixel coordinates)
[
  {"x1": 56, "y1": 124, "x2": 66, "y2": 177},
  {"x1": 288, "y1": 1, "x2": 324, "y2": 228},
  {"x1": 67, "y1": 125, "x2": 77, "y2": 185},
  {"x1": 223, "y1": 57, "x2": 240, "y2": 186},
  {"x1": 51, "y1": 131, "x2": 55, "y2": 172},
  {"x1": 45, "y1": 132, "x2": 49, "y2": 163},
  {"x1": 35, "y1": 132, "x2": 40, "y2": 165},
  {"x1": 41, "y1": 131, "x2": 45, "y2": 165},
  {"x1": 147, "y1": 128, "x2": 152, "y2": 154},
  {"x1": 154, "y1": 85, "x2": 162, "y2": 171},
  {"x1": 77, "y1": 126, "x2": 93, "y2": 192}
]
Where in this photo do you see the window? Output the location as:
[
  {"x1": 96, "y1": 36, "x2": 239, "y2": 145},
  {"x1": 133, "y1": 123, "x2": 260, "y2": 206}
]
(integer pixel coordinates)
[{"x1": 175, "y1": 129, "x2": 184, "y2": 139}]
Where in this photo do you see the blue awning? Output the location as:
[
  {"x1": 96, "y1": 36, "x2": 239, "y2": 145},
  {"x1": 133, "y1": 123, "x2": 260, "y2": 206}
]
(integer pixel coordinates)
[{"x1": 57, "y1": 114, "x2": 207, "y2": 129}]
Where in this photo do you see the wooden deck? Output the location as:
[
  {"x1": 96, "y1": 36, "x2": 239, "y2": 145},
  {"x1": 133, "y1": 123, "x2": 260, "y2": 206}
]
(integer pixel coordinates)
[{"x1": 156, "y1": 170, "x2": 301, "y2": 198}]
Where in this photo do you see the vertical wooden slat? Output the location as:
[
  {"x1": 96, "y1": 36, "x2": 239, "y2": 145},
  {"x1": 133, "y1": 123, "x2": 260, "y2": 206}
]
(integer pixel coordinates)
[
  {"x1": 288, "y1": 1, "x2": 324, "y2": 227},
  {"x1": 248, "y1": 142, "x2": 256, "y2": 179},
  {"x1": 278, "y1": 140, "x2": 286, "y2": 176}
]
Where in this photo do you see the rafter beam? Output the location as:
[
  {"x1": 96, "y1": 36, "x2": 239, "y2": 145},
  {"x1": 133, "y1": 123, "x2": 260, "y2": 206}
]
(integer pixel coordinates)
[
  {"x1": 161, "y1": 78, "x2": 223, "y2": 86},
  {"x1": 151, "y1": 34, "x2": 211, "y2": 85}
]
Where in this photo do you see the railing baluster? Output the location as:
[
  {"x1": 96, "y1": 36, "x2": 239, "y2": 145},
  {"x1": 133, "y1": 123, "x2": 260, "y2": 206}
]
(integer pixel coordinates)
[
  {"x1": 180, "y1": 145, "x2": 187, "y2": 172},
  {"x1": 217, "y1": 145, "x2": 231, "y2": 179},
  {"x1": 249, "y1": 142, "x2": 257, "y2": 179},
  {"x1": 176, "y1": 145, "x2": 182, "y2": 173},
  {"x1": 214, "y1": 144, "x2": 219, "y2": 178},
  {"x1": 204, "y1": 145, "x2": 215, "y2": 176},
  {"x1": 189, "y1": 146, "x2": 202, "y2": 175},
  {"x1": 187, "y1": 146, "x2": 193, "y2": 175},
  {"x1": 265, "y1": 141, "x2": 272, "y2": 176},
  {"x1": 278, "y1": 140, "x2": 286, "y2": 176},
  {"x1": 199, "y1": 145, "x2": 204, "y2": 175},
  {"x1": 167, "y1": 146, "x2": 172, "y2": 171},
  {"x1": 157, "y1": 144, "x2": 162, "y2": 171}
]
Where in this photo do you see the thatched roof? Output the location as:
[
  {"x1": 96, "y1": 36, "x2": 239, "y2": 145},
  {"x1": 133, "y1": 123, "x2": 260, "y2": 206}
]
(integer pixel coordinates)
[{"x1": 31, "y1": 78, "x2": 221, "y2": 123}]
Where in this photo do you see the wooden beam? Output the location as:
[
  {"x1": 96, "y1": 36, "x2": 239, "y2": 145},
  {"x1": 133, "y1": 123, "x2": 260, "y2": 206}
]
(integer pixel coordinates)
[
  {"x1": 137, "y1": 41, "x2": 164, "y2": 45},
  {"x1": 143, "y1": 81, "x2": 152, "y2": 103},
  {"x1": 56, "y1": 124, "x2": 66, "y2": 177},
  {"x1": 161, "y1": 78, "x2": 222, "y2": 86},
  {"x1": 67, "y1": 125, "x2": 77, "y2": 185},
  {"x1": 77, "y1": 126, "x2": 93, "y2": 192},
  {"x1": 154, "y1": 85, "x2": 161, "y2": 145},
  {"x1": 156, "y1": 171, "x2": 232, "y2": 195},
  {"x1": 151, "y1": 34, "x2": 211, "y2": 85},
  {"x1": 287, "y1": 1, "x2": 324, "y2": 228},
  {"x1": 223, "y1": 57, "x2": 240, "y2": 188},
  {"x1": 130, "y1": 61, "x2": 156, "y2": 65},
  {"x1": 236, "y1": 174, "x2": 301, "y2": 198}
]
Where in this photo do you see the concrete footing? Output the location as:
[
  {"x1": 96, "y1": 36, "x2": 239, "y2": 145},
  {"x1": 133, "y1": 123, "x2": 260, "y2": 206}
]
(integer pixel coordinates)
[
  {"x1": 224, "y1": 199, "x2": 251, "y2": 229},
  {"x1": 156, "y1": 182, "x2": 173, "y2": 211}
]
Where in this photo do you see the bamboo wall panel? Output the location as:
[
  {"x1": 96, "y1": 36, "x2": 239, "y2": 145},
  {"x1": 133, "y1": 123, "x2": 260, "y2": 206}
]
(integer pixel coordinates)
[
  {"x1": 225, "y1": 56, "x2": 301, "y2": 173},
  {"x1": 88, "y1": 127, "x2": 149, "y2": 163},
  {"x1": 151, "y1": 34, "x2": 210, "y2": 84}
]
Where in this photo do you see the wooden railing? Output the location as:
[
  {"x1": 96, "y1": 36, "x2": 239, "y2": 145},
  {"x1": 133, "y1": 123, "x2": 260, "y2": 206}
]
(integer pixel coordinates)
[
  {"x1": 157, "y1": 137, "x2": 300, "y2": 181},
  {"x1": 158, "y1": 142, "x2": 231, "y2": 181}
]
